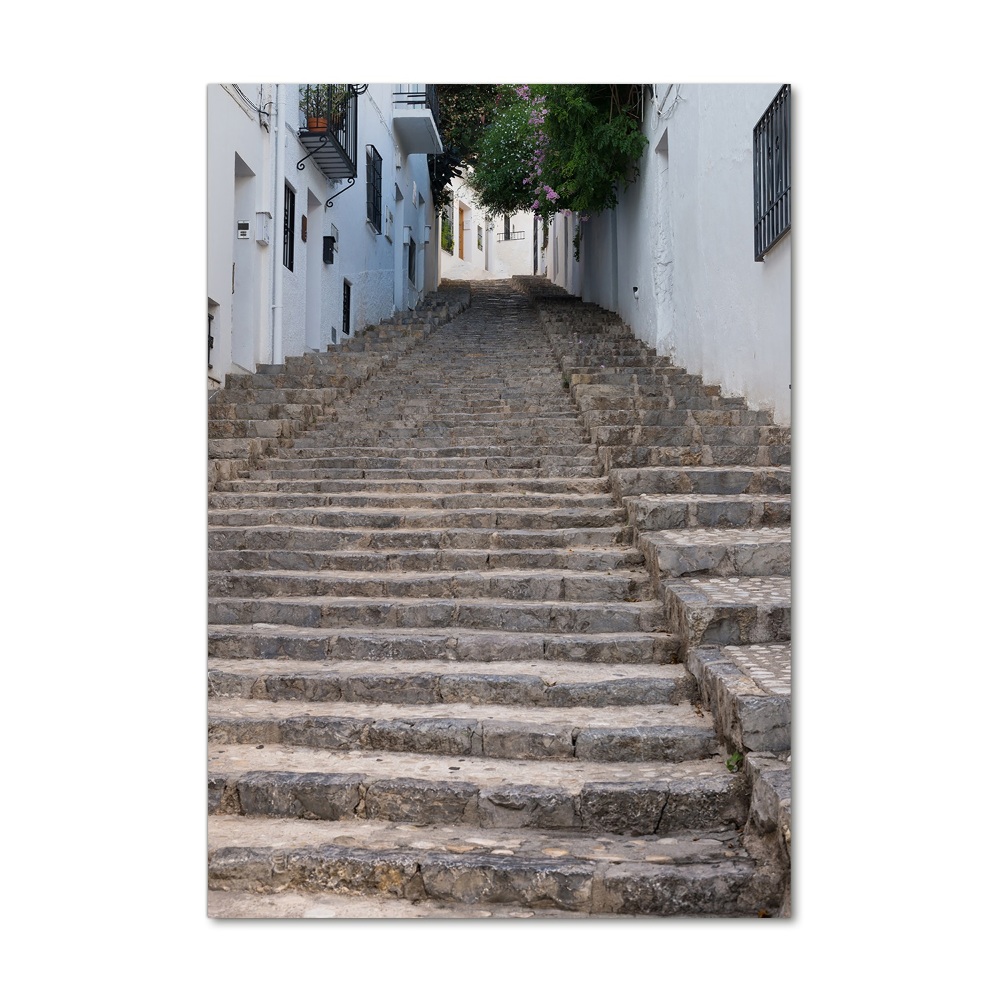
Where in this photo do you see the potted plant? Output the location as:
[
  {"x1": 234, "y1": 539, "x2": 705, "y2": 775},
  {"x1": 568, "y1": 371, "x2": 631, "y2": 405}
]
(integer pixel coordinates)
[{"x1": 299, "y1": 85, "x2": 350, "y2": 133}]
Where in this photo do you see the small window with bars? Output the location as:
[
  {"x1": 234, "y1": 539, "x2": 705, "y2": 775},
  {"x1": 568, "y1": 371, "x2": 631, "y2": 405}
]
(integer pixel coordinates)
[
  {"x1": 342, "y1": 280, "x2": 351, "y2": 336},
  {"x1": 407, "y1": 237, "x2": 416, "y2": 285},
  {"x1": 366, "y1": 146, "x2": 382, "y2": 233},
  {"x1": 283, "y1": 184, "x2": 295, "y2": 271},
  {"x1": 753, "y1": 84, "x2": 790, "y2": 261}
]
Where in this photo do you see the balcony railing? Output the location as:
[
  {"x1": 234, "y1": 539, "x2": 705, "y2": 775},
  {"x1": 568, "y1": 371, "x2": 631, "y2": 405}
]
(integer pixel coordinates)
[
  {"x1": 393, "y1": 84, "x2": 440, "y2": 121},
  {"x1": 296, "y1": 85, "x2": 359, "y2": 184},
  {"x1": 496, "y1": 230, "x2": 526, "y2": 242},
  {"x1": 392, "y1": 85, "x2": 443, "y2": 155}
]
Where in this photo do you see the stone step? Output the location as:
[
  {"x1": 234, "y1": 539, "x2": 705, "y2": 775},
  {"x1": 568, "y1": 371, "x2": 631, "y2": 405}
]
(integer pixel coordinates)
[
  {"x1": 209, "y1": 403, "x2": 326, "y2": 422},
  {"x1": 206, "y1": 505, "x2": 625, "y2": 530},
  {"x1": 624, "y1": 495, "x2": 791, "y2": 531},
  {"x1": 208, "y1": 566, "x2": 649, "y2": 602},
  {"x1": 208, "y1": 748, "x2": 740, "y2": 830},
  {"x1": 208, "y1": 698, "x2": 718, "y2": 762},
  {"x1": 662, "y1": 577, "x2": 791, "y2": 656},
  {"x1": 207, "y1": 815, "x2": 782, "y2": 915},
  {"x1": 207, "y1": 525, "x2": 630, "y2": 551},
  {"x1": 597, "y1": 444, "x2": 791, "y2": 470},
  {"x1": 210, "y1": 476, "x2": 612, "y2": 507},
  {"x1": 239, "y1": 466, "x2": 607, "y2": 482},
  {"x1": 207, "y1": 890, "x2": 643, "y2": 918},
  {"x1": 638, "y1": 527, "x2": 791, "y2": 578},
  {"x1": 610, "y1": 466, "x2": 791, "y2": 498},
  {"x1": 208, "y1": 545, "x2": 645, "y2": 573},
  {"x1": 212, "y1": 388, "x2": 346, "y2": 406},
  {"x1": 208, "y1": 624, "x2": 681, "y2": 664},
  {"x1": 588, "y1": 425, "x2": 789, "y2": 448},
  {"x1": 281, "y1": 444, "x2": 598, "y2": 459},
  {"x1": 208, "y1": 487, "x2": 613, "y2": 509},
  {"x1": 208, "y1": 419, "x2": 297, "y2": 440},
  {"x1": 207, "y1": 656, "x2": 695, "y2": 706},
  {"x1": 207, "y1": 595, "x2": 668, "y2": 633},
  {"x1": 582, "y1": 408, "x2": 775, "y2": 428},
  {"x1": 688, "y1": 644, "x2": 791, "y2": 753},
  {"x1": 246, "y1": 457, "x2": 599, "y2": 474}
]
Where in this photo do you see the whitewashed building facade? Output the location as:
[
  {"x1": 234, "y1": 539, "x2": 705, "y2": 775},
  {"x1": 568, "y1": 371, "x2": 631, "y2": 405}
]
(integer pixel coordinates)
[
  {"x1": 439, "y1": 170, "x2": 534, "y2": 281},
  {"x1": 541, "y1": 84, "x2": 792, "y2": 424},
  {"x1": 207, "y1": 83, "x2": 442, "y2": 389}
]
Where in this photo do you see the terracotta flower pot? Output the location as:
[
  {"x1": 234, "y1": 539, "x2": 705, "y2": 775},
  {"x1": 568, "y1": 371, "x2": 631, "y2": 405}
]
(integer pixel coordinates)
[{"x1": 307, "y1": 117, "x2": 328, "y2": 133}]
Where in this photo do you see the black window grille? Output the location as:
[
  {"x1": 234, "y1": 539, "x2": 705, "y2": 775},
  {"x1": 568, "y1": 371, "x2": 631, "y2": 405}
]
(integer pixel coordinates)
[
  {"x1": 407, "y1": 238, "x2": 416, "y2": 285},
  {"x1": 283, "y1": 184, "x2": 295, "y2": 271},
  {"x1": 477, "y1": 225, "x2": 483, "y2": 251},
  {"x1": 342, "y1": 280, "x2": 351, "y2": 335},
  {"x1": 366, "y1": 145, "x2": 382, "y2": 232},
  {"x1": 753, "y1": 84, "x2": 791, "y2": 261},
  {"x1": 503, "y1": 214, "x2": 511, "y2": 240}
]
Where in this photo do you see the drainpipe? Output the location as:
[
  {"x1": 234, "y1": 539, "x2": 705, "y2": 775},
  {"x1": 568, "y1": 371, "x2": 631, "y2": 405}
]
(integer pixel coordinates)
[{"x1": 270, "y1": 84, "x2": 285, "y2": 365}]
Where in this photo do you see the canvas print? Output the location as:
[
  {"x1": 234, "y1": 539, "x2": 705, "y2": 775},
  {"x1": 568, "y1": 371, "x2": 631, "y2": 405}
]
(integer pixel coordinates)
[{"x1": 207, "y1": 83, "x2": 791, "y2": 918}]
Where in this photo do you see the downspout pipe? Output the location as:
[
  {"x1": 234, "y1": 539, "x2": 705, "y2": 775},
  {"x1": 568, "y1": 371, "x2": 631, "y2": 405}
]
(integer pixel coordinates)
[{"x1": 270, "y1": 84, "x2": 285, "y2": 365}]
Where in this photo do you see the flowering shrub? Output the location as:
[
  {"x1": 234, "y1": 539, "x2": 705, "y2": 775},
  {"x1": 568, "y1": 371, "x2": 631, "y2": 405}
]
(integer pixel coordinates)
[{"x1": 467, "y1": 84, "x2": 647, "y2": 228}]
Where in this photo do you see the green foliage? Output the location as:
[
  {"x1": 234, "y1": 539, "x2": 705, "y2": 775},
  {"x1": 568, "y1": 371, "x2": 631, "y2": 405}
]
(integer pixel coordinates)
[
  {"x1": 429, "y1": 85, "x2": 508, "y2": 209},
  {"x1": 539, "y1": 84, "x2": 647, "y2": 214},
  {"x1": 464, "y1": 98, "x2": 536, "y2": 216},
  {"x1": 726, "y1": 751, "x2": 745, "y2": 773},
  {"x1": 440, "y1": 211, "x2": 454, "y2": 254},
  {"x1": 464, "y1": 84, "x2": 648, "y2": 223}
]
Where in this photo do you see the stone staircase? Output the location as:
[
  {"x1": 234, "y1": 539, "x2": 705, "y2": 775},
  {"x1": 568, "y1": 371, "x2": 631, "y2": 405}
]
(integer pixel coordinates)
[{"x1": 207, "y1": 278, "x2": 791, "y2": 917}]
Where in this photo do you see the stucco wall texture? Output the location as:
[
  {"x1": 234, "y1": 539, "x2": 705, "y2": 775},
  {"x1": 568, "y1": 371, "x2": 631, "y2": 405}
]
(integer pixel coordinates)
[{"x1": 552, "y1": 84, "x2": 791, "y2": 425}]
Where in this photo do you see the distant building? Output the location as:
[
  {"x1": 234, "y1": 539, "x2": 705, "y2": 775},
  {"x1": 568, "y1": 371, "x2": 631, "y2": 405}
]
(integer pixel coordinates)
[{"x1": 439, "y1": 169, "x2": 534, "y2": 281}]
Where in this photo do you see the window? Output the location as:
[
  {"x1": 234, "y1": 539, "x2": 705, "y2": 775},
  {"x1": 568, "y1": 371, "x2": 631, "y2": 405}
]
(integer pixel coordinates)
[
  {"x1": 503, "y1": 214, "x2": 510, "y2": 240},
  {"x1": 283, "y1": 184, "x2": 295, "y2": 271},
  {"x1": 366, "y1": 145, "x2": 382, "y2": 232},
  {"x1": 753, "y1": 84, "x2": 790, "y2": 261},
  {"x1": 477, "y1": 224, "x2": 483, "y2": 251},
  {"x1": 407, "y1": 237, "x2": 416, "y2": 285},
  {"x1": 342, "y1": 280, "x2": 351, "y2": 335}
]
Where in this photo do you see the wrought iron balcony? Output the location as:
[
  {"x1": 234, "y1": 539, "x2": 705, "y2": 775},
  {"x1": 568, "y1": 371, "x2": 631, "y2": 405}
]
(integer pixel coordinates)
[
  {"x1": 392, "y1": 85, "x2": 443, "y2": 155},
  {"x1": 297, "y1": 85, "x2": 359, "y2": 183}
]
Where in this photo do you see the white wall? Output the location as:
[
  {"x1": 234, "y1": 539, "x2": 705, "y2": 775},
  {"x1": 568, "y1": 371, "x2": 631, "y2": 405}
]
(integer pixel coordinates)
[
  {"x1": 551, "y1": 84, "x2": 792, "y2": 424},
  {"x1": 206, "y1": 84, "x2": 275, "y2": 384},
  {"x1": 439, "y1": 172, "x2": 533, "y2": 280}
]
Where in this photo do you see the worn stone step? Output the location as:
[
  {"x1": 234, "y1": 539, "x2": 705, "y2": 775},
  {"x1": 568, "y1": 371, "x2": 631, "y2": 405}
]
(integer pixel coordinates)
[
  {"x1": 207, "y1": 816, "x2": 780, "y2": 914},
  {"x1": 207, "y1": 656, "x2": 695, "y2": 706},
  {"x1": 688, "y1": 644, "x2": 791, "y2": 753},
  {"x1": 609, "y1": 466, "x2": 791, "y2": 498},
  {"x1": 239, "y1": 464, "x2": 599, "y2": 481},
  {"x1": 208, "y1": 624, "x2": 681, "y2": 664},
  {"x1": 597, "y1": 444, "x2": 791, "y2": 470},
  {"x1": 583, "y1": 407, "x2": 775, "y2": 428},
  {"x1": 662, "y1": 577, "x2": 791, "y2": 656},
  {"x1": 209, "y1": 476, "x2": 611, "y2": 507},
  {"x1": 206, "y1": 505, "x2": 624, "y2": 530},
  {"x1": 625, "y1": 495, "x2": 790, "y2": 532},
  {"x1": 638, "y1": 527, "x2": 791, "y2": 578},
  {"x1": 208, "y1": 699, "x2": 717, "y2": 762},
  {"x1": 207, "y1": 890, "x2": 643, "y2": 918},
  {"x1": 247, "y1": 457, "x2": 599, "y2": 475},
  {"x1": 208, "y1": 545, "x2": 645, "y2": 574},
  {"x1": 212, "y1": 387, "x2": 346, "y2": 406},
  {"x1": 209, "y1": 748, "x2": 742, "y2": 830},
  {"x1": 208, "y1": 566, "x2": 649, "y2": 602},
  {"x1": 208, "y1": 419, "x2": 297, "y2": 440},
  {"x1": 209, "y1": 403, "x2": 325, "y2": 422},
  {"x1": 208, "y1": 525, "x2": 630, "y2": 551},
  {"x1": 281, "y1": 444, "x2": 597, "y2": 459},
  {"x1": 207, "y1": 595, "x2": 668, "y2": 633},
  {"x1": 589, "y1": 425, "x2": 789, "y2": 448}
]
